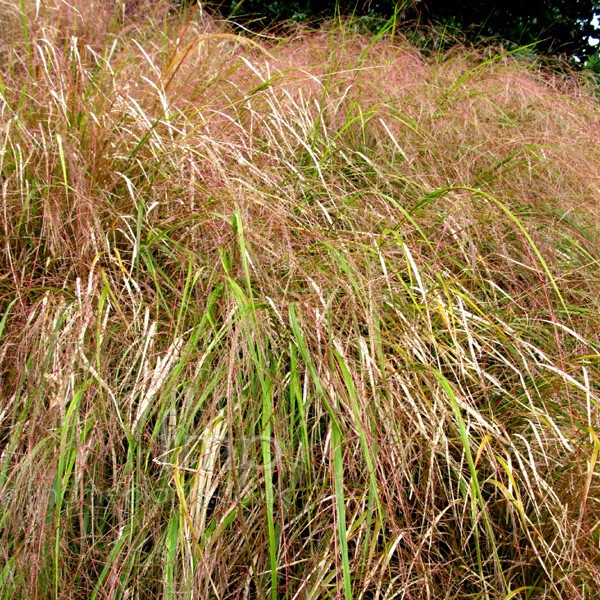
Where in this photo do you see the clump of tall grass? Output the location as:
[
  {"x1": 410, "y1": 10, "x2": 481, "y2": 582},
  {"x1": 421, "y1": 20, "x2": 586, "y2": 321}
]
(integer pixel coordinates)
[{"x1": 1, "y1": 1, "x2": 599, "y2": 598}]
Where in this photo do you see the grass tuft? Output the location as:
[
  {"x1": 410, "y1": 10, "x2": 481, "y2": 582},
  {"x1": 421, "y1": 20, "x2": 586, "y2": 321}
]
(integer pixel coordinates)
[{"x1": 1, "y1": 1, "x2": 600, "y2": 598}]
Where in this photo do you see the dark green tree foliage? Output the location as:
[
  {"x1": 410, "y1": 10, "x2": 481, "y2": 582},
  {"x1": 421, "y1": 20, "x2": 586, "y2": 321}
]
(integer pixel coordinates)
[
  {"x1": 417, "y1": 0, "x2": 600, "y2": 60},
  {"x1": 203, "y1": 0, "x2": 599, "y2": 61}
]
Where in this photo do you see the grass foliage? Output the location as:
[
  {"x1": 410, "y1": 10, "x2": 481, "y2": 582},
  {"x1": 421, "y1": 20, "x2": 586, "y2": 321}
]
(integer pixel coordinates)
[{"x1": 1, "y1": 1, "x2": 600, "y2": 598}]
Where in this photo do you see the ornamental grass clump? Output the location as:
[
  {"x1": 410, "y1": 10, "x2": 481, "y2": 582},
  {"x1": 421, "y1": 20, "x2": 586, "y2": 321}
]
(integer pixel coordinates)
[{"x1": 0, "y1": 1, "x2": 599, "y2": 598}]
